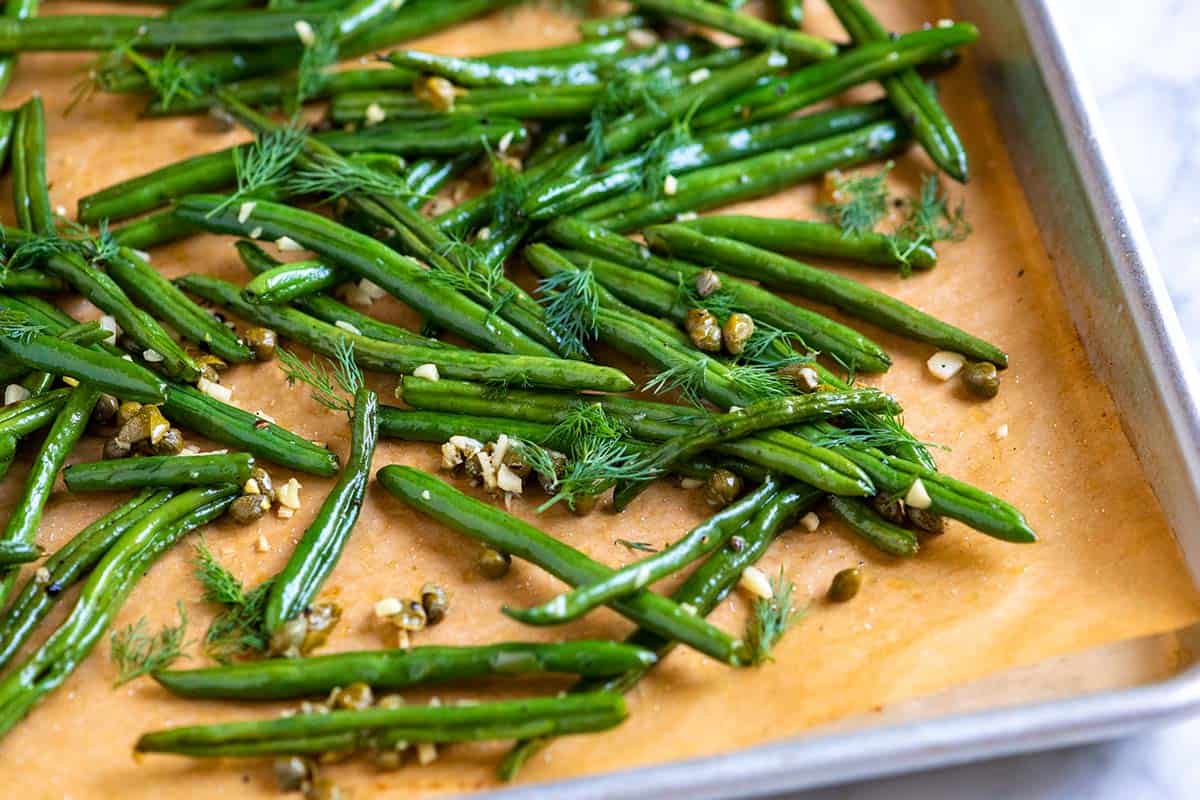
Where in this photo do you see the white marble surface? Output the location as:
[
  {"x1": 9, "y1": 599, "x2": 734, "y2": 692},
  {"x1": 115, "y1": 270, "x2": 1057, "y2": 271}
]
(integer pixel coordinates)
[{"x1": 784, "y1": 2, "x2": 1200, "y2": 798}]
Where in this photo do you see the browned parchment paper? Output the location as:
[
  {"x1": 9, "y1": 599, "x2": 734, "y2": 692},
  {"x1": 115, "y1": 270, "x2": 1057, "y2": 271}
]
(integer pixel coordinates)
[{"x1": 0, "y1": 1, "x2": 1197, "y2": 797}]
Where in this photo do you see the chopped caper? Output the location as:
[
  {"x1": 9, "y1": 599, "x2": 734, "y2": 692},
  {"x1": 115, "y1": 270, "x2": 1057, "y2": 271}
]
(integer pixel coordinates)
[
  {"x1": 778, "y1": 362, "x2": 820, "y2": 393},
  {"x1": 330, "y1": 682, "x2": 373, "y2": 710},
  {"x1": 500, "y1": 447, "x2": 531, "y2": 479},
  {"x1": 961, "y1": 361, "x2": 1000, "y2": 399},
  {"x1": 827, "y1": 567, "x2": 862, "y2": 602},
  {"x1": 702, "y1": 469, "x2": 742, "y2": 508},
  {"x1": 103, "y1": 437, "x2": 132, "y2": 460},
  {"x1": 393, "y1": 599, "x2": 427, "y2": 632},
  {"x1": 228, "y1": 494, "x2": 269, "y2": 525},
  {"x1": 684, "y1": 308, "x2": 722, "y2": 352},
  {"x1": 371, "y1": 747, "x2": 407, "y2": 770},
  {"x1": 117, "y1": 405, "x2": 169, "y2": 446},
  {"x1": 536, "y1": 450, "x2": 568, "y2": 494},
  {"x1": 871, "y1": 493, "x2": 907, "y2": 525},
  {"x1": 273, "y1": 755, "x2": 313, "y2": 792},
  {"x1": 907, "y1": 506, "x2": 945, "y2": 535},
  {"x1": 721, "y1": 312, "x2": 755, "y2": 356},
  {"x1": 414, "y1": 75, "x2": 460, "y2": 111},
  {"x1": 251, "y1": 466, "x2": 276, "y2": 504},
  {"x1": 194, "y1": 353, "x2": 227, "y2": 383},
  {"x1": 244, "y1": 326, "x2": 277, "y2": 361},
  {"x1": 570, "y1": 493, "x2": 598, "y2": 516},
  {"x1": 116, "y1": 400, "x2": 142, "y2": 427},
  {"x1": 420, "y1": 583, "x2": 448, "y2": 625},
  {"x1": 269, "y1": 616, "x2": 308, "y2": 659},
  {"x1": 92, "y1": 394, "x2": 119, "y2": 424},
  {"x1": 477, "y1": 546, "x2": 511, "y2": 580},
  {"x1": 148, "y1": 427, "x2": 185, "y2": 455},
  {"x1": 301, "y1": 602, "x2": 342, "y2": 654},
  {"x1": 694, "y1": 269, "x2": 721, "y2": 298}
]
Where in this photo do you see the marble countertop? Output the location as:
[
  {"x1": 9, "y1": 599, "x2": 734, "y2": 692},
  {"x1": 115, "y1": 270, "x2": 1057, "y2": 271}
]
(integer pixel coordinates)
[{"x1": 787, "y1": 1, "x2": 1200, "y2": 798}]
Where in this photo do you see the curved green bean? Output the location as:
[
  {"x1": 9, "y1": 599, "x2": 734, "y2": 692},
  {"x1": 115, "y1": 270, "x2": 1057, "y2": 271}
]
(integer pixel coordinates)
[
  {"x1": 828, "y1": 495, "x2": 919, "y2": 557},
  {"x1": 242, "y1": 258, "x2": 342, "y2": 305},
  {"x1": 0, "y1": 330, "x2": 167, "y2": 403},
  {"x1": 0, "y1": 541, "x2": 41, "y2": 566}
]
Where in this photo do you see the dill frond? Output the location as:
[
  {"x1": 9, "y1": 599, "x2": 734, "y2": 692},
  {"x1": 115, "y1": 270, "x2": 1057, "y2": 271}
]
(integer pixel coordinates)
[
  {"x1": 820, "y1": 162, "x2": 893, "y2": 237},
  {"x1": 674, "y1": 273, "x2": 737, "y2": 320},
  {"x1": 812, "y1": 410, "x2": 943, "y2": 455},
  {"x1": 726, "y1": 363, "x2": 794, "y2": 402},
  {"x1": 487, "y1": 147, "x2": 528, "y2": 230},
  {"x1": 109, "y1": 601, "x2": 188, "y2": 685},
  {"x1": 737, "y1": 323, "x2": 813, "y2": 369},
  {"x1": 4, "y1": 234, "x2": 74, "y2": 271},
  {"x1": 746, "y1": 568, "x2": 803, "y2": 665},
  {"x1": 278, "y1": 338, "x2": 362, "y2": 416},
  {"x1": 616, "y1": 539, "x2": 658, "y2": 553},
  {"x1": 896, "y1": 174, "x2": 971, "y2": 246},
  {"x1": 538, "y1": 436, "x2": 658, "y2": 512},
  {"x1": 641, "y1": 111, "x2": 698, "y2": 198},
  {"x1": 543, "y1": 401, "x2": 626, "y2": 452},
  {"x1": 0, "y1": 311, "x2": 44, "y2": 343},
  {"x1": 209, "y1": 126, "x2": 305, "y2": 217},
  {"x1": 585, "y1": 69, "x2": 674, "y2": 163},
  {"x1": 286, "y1": 153, "x2": 415, "y2": 202},
  {"x1": 72, "y1": 43, "x2": 213, "y2": 113},
  {"x1": 192, "y1": 540, "x2": 273, "y2": 663},
  {"x1": 427, "y1": 232, "x2": 504, "y2": 302},
  {"x1": 644, "y1": 358, "x2": 710, "y2": 408},
  {"x1": 537, "y1": 266, "x2": 599, "y2": 359}
]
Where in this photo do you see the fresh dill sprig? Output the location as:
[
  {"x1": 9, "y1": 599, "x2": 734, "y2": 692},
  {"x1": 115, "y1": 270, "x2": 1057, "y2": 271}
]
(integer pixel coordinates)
[
  {"x1": 286, "y1": 155, "x2": 415, "y2": 202},
  {"x1": 811, "y1": 410, "x2": 944, "y2": 455},
  {"x1": 193, "y1": 539, "x2": 273, "y2": 663},
  {"x1": 56, "y1": 217, "x2": 119, "y2": 266},
  {"x1": 428, "y1": 232, "x2": 505, "y2": 302},
  {"x1": 481, "y1": 373, "x2": 533, "y2": 400},
  {"x1": 487, "y1": 146, "x2": 528, "y2": 230},
  {"x1": 644, "y1": 358, "x2": 710, "y2": 408},
  {"x1": 640, "y1": 118, "x2": 693, "y2": 198},
  {"x1": 537, "y1": 266, "x2": 599, "y2": 359},
  {"x1": 820, "y1": 162, "x2": 893, "y2": 237},
  {"x1": 294, "y1": 22, "x2": 339, "y2": 108},
  {"x1": 278, "y1": 337, "x2": 362, "y2": 416},
  {"x1": 616, "y1": 539, "x2": 658, "y2": 553},
  {"x1": 726, "y1": 363, "x2": 794, "y2": 402},
  {"x1": 586, "y1": 70, "x2": 673, "y2": 163},
  {"x1": 0, "y1": 311, "x2": 44, "y2": 343},
  {"x1": 889, "y1": 173, "x2": 972, "y2": 276},
  {"x1": 209, "y1": 126, "x2": 305, "y2": 217},
  {"x1": 72, "y1": 43, "x2": 213, "y2": 113},
  {"x1": 109, "y1": 601, "x2": 188, "y2": 685},
  {"x1": 5, "y1": 234, "x2": 75, "y2": 271},
  {"x1": 537, "y1": 436, "x2": 657, "y2": 512},
  {"x1": 746, "y1": 568, "x2": 803, "y2": 665},
  {"x1": 674, "y1": 273, "x2": 738, "y2": 320},
  {"x1": 544, "y1": 401, "x2": 626, "y2": 452},
  {"x1": 737, "y1": 323, "x2": 813, "y2": 370}
]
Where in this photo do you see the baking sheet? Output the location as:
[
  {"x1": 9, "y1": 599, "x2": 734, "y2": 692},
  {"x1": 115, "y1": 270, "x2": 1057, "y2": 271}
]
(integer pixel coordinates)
[{"x1": 0, "y1": 1, "x2": 1197, "y2": 798}]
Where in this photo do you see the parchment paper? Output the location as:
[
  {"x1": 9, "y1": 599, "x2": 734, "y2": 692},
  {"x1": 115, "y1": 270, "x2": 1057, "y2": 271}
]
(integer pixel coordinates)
[{"x1": 0, "y1": 2, "x2": 1196, "y2": 797}]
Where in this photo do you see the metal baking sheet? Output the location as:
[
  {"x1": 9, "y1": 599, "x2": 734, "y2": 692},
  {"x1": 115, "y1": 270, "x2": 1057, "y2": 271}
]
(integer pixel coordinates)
[{"x1": 483, "y1": 1, "x2": 1200, "y2": 796}]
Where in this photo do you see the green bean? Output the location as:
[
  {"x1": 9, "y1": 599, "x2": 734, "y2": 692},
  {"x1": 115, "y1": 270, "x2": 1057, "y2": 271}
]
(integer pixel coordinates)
[
  {"x1": 179, "y1": 274, "x2": 632, "y2": 392},
  {"x1": 234, "y1": 240, "x2": 449, "y2": 349},
  {"x1": 679, "y1": 215, "x2": 937, "y2": 271},
  {"x1": 0, "y1": 109, "x2": 16, "y2": 173},
  {"x1": 0, "y1": 485, "x2": 237, "y2": 739},
  {"x1": 265, "y1": 388, "x2": 376, "y2": 632},
  {"x1": 110, "y1": 207, "x2": 197, "y2": 251},
  {"x1": 529, "y1": 101, "x2": 893, "y2": 219},
  {"x1": 397, "y1": 367, "x2": 875, "y2": 501},
  {"x1": 830, "y1": 0, "x2": 968, "y2": 182},
  {"x1": 242, "y1": 258, "x2": 341, "y2": 305},
  {"x1": 0, "y1": 386, "x2": 100, "y2": 608},
  {"x1": 778, "y1": 0, "x2": 803, "y2": 26},
  {"x1": 403, "y1": 153, "x2": 474, "y2": 210},
  {"x1": 78, "y1": 147, "x2": 239, "y2": 224},
  {"x1": 19, "y1": 322, "x2": 112, "y2": 395},
  {"x1": 693, "y1": 23, "x2": 979, "y2": 128},
  {"x1": 0, "y1": 490, "x2": 173, "y2": 671},
  {"x1": 378, "y1": 407, "x2": 553, "y2": 444},
  {"x1": 154, "y1": 641, "x2": 656, "y2": 700},
  {"x1": 167, "y1": 0, "x2": 258, "y2": 18},
  {"x1": 381, "y1": 51, "x2": 611, "y2": 88},
  {"x1": 578, "y1": 119, "x2": 909, "y2": 232},
  {"x1": 135, "y1": 692, "x2": 625, "y2": 756},
  {"x1": 0, "y1": 541, "x2": 41, "y2": 566},
  {"x1": 646, "y1": 225, "x2": 1008, "y2": 367},
  {"x1": 315, "y1": 116, "x2": 526, "y2": 156},
  {"x1": 0, "y1": 267, "x2": 62, "y2": 292},
  {"x1": 535, "y1": 240, "x2": 890, "y2": 374},
  {"x1": 378, "y1": 465, "x2": 751, "y2": 665},
  {"x1": 612, "y1": 390, "x2": 899, "y2": 511},
  {"x1": 175, "y1": 194, "x2": 553, "y2": 357},
  {"x1": 579, "y1": 12, "x2": 654, "y2": 39},
  {"x1": 162, "y1": 383, "x2": 340, "y2": 476},
  {"x1": 828, "y1": 495, "x2": 918, "y2": 557},
  {"x1": 0, "y1": 10, "x2": 335, "y2": 51},
  {"x1": 500, "y1": 482, "x2": 821, "y2": 779},
  {"x1": 511, "y1": 476, "x2": 781, "y2": 626},
  {"x1": 0, "y1": 387, "x2": 68, "y2": 437},
  {"x1": 12, "y1": 97, "x2": 53, "y2": 234},
  {"x1": 0, "y1": 329, "x2": 168, "y2": 403},
  {"x1": 29, "y1": 248, "x2": 200, "y2": 380},
  {"x1": 0, "y1": 0, "x2": 34, "y2": 95},
  {"x1": 64, "y1": 453, "x2": 255, "y2": 493},
  {"x1": 632, "y1": 0, "x2": 834, "y2": 61},
  {"x1": 106, "y1": 248, "x2": 254, "y2": 363},
  {"x1": 330, "y1": 84, "x2": 605, "y2": 124}
]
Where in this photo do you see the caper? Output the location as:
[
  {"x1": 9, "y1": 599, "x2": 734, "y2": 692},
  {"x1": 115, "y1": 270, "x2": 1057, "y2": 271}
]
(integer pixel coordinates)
[
  {"x1": 684, "y1": 308, "x2": 722, "y2": 352},
  {"x1": 330, "y1": 682, "x2": 373, "y2": 710},
  {"x1": 778, "y1": 362, "x2": 820, "y2": 393},
  {"x1": 570, "y1": 492, "x2": 598, "y2": 516},
  {"x1": 228, "y1": 494, "x2": 269, "y2": 525},
  {"x1": 871, "y1": 493, "x2": 907, "y2": 525},
  {"x1": 116, "y1": 400, "x2": 142, "y2": 427},
  {"x1": 301, "y1": 602, "x2": 342, "y2": 654},
  {"x1": 273, "y1": 755, "x2": 313, "y2": 792},
  {"x1": 477, "y1": 546, "x2": 511, "y2": 580},
  {"x1": 148, "y1": 427, "x2": 185, "y2": 455},
  {"x1": 92, "y1": 394, "x2": 119, "y2": 424},
  {"x1": 536, "y1": 450, "x2": 568, "y2": 494},
  {"x1": 251, "y1": 466, "x2": 275, "y2": 504},
  {"x1": 414, "y1": 75, "x2": 460, "y2": 111},
  {"x1": 907, "y1": 506, "x2": 945, "y2": 535},
  {"x1": 103, "y1": 437, "x2": 131, "y2": 460},
  {"x1": 721, "y1": 312, "x2": 755, "y2": 356},
  {"x1": 375, "y1": 693, "x2": 405, "y2": 710},
  {"x1": 304, "y1": 776, "x2": 347, "y2": 800},
  {"x1": 117, "y1": 405, "x2": 169, "y2": 446},
  {"x1": 393, "y1": 599, "x2": 427, "y2": 632},
  {"x1": 244, "y1": 326, "x2": 277, "y2": 361},
  {"x1": 827, "y1": 567, "x2": 862, "y2": 602},
  {"x1": 420, "y1": 583, "x2": 448, "y2": 625},
  {"x1": 500, "y1": 447, "x2": 531, "y2": 479},
  {"x1": 694, "y1": 268, "x2": 721, "y2": 298},
  {"x1": 371, "y1": 747, "x2": 407, "y2": 770},
  {"x1": 961, "y1": 361, "x2": 1000, "y2": 399},
  {"x1": 194, "y1": 354, "x2": 227, "y2": 383},
  {"x1": 269, "y1": 616, "x2": 309, "y2": 659},
  {"x1": 702, "y1": 469, "x2": 742, "y2": 508}
]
